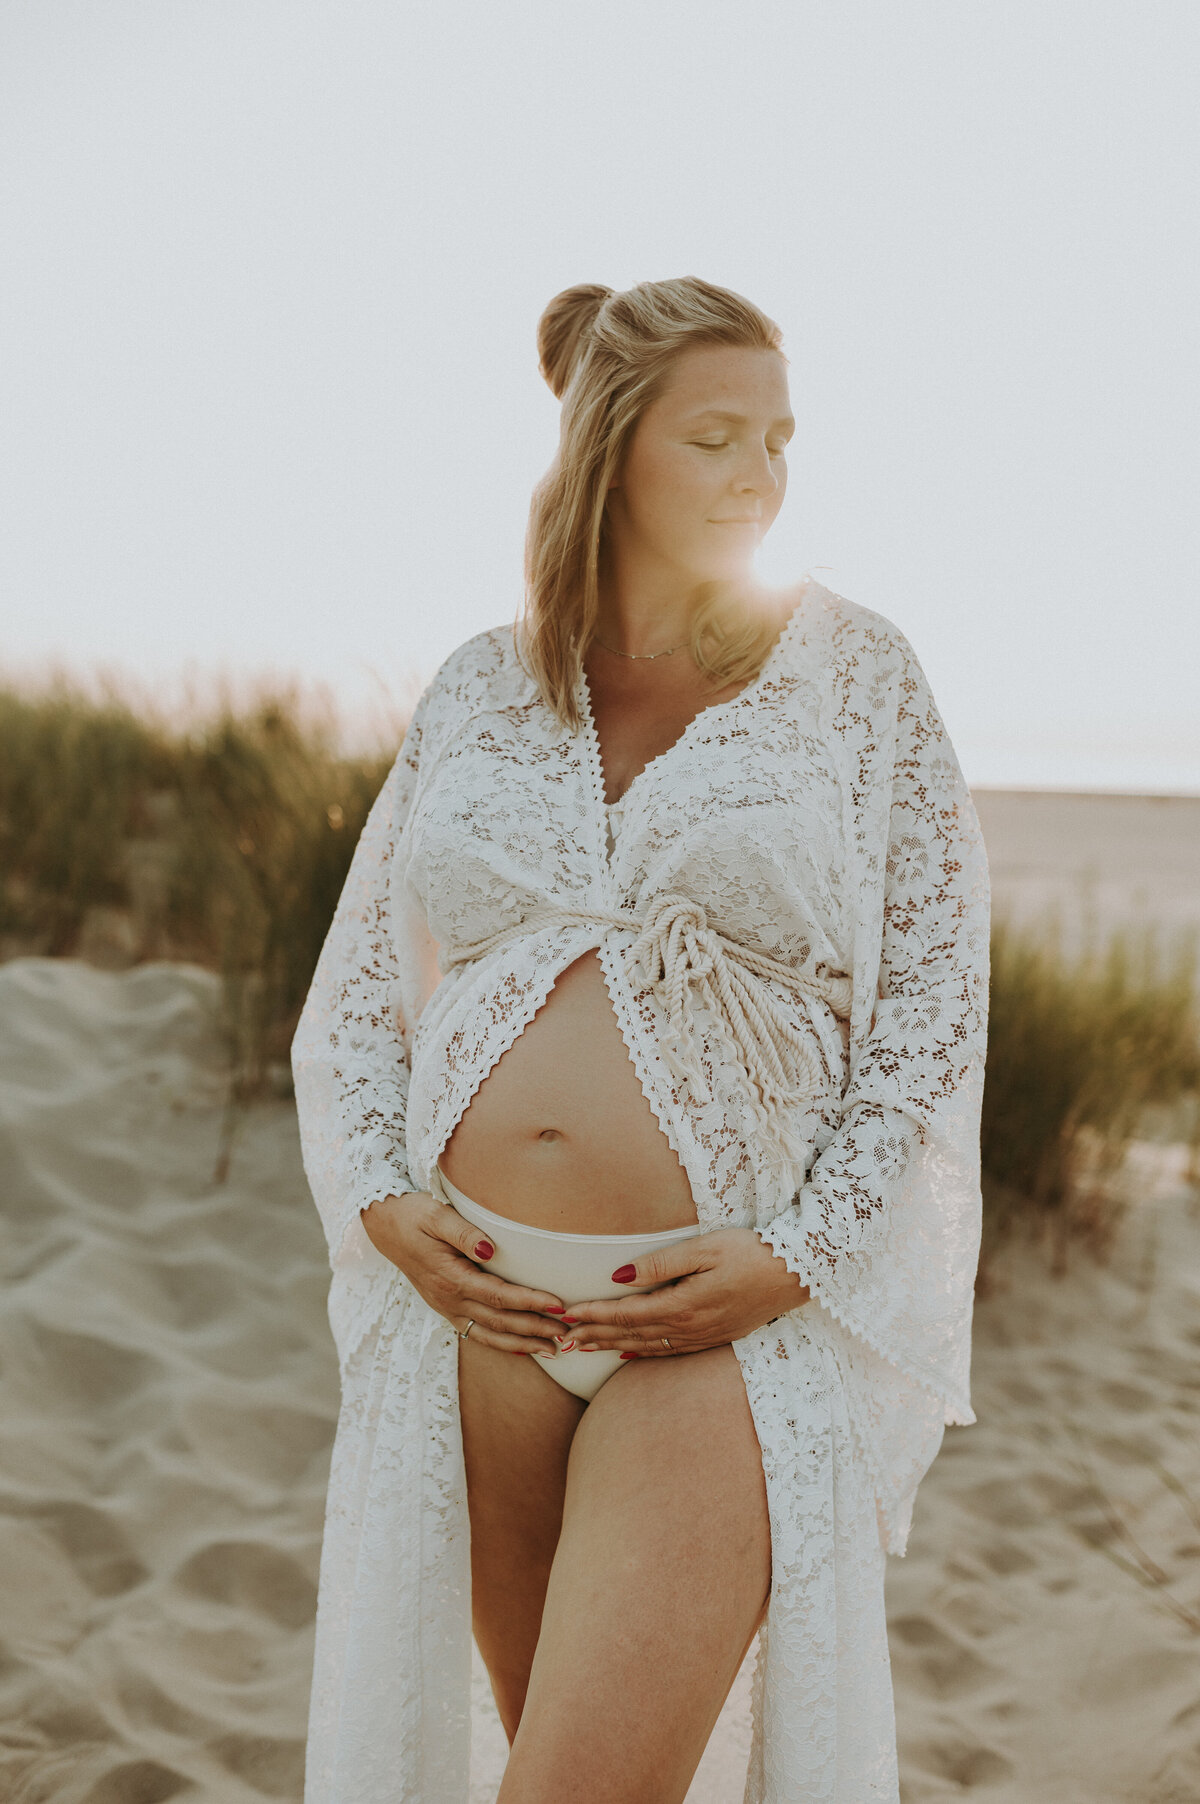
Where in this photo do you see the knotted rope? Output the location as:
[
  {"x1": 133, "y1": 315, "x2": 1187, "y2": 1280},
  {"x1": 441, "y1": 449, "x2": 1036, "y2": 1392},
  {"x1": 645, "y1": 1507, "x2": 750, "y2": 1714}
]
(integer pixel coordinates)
[{"x1": 442, "y1": 893, "x2": 852, "y2": 1166}]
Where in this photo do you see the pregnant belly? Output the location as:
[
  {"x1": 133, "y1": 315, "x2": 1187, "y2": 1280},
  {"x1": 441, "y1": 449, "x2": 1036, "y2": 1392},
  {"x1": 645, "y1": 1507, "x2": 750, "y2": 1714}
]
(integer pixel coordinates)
[{"x1": 437, "y1": 950, "x2": 699, "y2": 1234}]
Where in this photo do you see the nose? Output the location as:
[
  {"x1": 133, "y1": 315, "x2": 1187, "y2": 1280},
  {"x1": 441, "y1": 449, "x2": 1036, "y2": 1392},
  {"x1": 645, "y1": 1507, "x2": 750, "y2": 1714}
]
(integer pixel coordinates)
[{"x1": 733, "y1": 442, "x2": 781, "y2": 501}]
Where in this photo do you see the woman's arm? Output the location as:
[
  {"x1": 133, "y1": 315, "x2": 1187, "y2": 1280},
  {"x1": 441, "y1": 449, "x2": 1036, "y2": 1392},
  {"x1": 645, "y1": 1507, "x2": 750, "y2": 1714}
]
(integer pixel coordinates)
[
  {"x1": 291, "y1": 693, "x2": 440, "y2": 1273},
  {"x1": 753, "y1": 624, "x2": 991, "y2": 1407}
]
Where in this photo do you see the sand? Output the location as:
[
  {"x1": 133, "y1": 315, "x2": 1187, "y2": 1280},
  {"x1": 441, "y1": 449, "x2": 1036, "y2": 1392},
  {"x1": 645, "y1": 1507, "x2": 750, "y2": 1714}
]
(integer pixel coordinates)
[
  {"x1": 0, "y1": 959, "x2": 327, "y2": 1804},
  {"x1": 888, "y1": 1143, "x2": 1200, "y2": 1803},
  {"x1": 1, "y1": 787, "x2": 1198, "y2": 1800}
]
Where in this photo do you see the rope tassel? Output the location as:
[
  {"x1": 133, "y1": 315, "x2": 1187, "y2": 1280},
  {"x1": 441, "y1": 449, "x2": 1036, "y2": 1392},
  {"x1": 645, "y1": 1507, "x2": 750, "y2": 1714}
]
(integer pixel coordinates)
[{"x1": 626, "y1": 893, "x2": 850, "y2": 1124}]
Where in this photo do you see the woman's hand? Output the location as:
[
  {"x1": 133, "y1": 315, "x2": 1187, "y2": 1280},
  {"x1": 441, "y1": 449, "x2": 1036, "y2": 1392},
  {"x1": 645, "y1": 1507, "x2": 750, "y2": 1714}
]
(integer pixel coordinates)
[
  {"x1": 359, "y1": 1193, "x2": 570, "y2": 1357},
  {"x1": 557, "y1": 1228, "x2": 811, "y2": 1359}
]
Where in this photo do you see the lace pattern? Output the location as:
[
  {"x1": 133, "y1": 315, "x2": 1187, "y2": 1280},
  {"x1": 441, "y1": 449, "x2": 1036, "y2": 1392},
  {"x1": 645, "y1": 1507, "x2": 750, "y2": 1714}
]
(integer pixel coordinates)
[{"x1": 291, "y1": 579, "x2": 991, "y2": 1802}]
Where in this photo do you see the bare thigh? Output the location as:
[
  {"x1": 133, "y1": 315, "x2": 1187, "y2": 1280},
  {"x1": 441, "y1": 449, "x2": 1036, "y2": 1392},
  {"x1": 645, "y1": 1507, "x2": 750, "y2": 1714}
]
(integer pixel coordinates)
[
  {"x1": 499, "y1": 1346, "x2": 772, "y2": 1804},
  {"x1": 458, "y1": 1334, "x2": 587, "y2": 1738}
]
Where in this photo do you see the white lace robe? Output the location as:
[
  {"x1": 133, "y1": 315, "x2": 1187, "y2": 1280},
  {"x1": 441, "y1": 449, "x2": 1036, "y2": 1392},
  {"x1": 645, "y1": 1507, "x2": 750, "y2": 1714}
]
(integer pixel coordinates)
[{"x1": 291, "y1": 578, "x2": 992, "y2": 1803}]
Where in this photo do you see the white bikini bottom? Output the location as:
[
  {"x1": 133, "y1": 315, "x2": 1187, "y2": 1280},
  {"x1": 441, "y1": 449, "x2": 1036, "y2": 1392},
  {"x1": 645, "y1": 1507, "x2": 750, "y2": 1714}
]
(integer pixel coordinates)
[{"x1": 429, "y1": 1164, "x2": 704, "y2": 1401}]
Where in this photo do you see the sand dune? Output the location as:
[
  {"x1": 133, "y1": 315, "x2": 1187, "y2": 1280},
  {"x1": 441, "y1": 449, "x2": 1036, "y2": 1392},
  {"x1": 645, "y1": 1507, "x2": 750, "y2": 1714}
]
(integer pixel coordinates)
[{"x1": 1, "y1": 955, "x2": 1198, "y2": 1801}]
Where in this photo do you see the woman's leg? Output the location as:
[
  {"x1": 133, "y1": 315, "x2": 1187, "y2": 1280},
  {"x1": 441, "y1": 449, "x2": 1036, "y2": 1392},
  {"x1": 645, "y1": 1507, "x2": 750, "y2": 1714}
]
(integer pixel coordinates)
[
  {"x1": 497, "y1": 1344, "x2": 771, "y2": 1804},
  {"x1": 458, "y1": 1333, "x2": 587, "y2": 1738}
]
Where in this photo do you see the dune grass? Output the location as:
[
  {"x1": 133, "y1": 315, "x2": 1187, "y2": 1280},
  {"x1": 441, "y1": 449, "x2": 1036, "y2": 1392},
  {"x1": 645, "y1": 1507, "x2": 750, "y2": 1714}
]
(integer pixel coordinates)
[
  {"x1": 2, "y1": 676, "x2": 1198, "y2": 1258},
  {"x1": 980, "y1": 910, "x2": 1200, "y2": 1272},
  {"x1": 0, "y1": 675, "x2": 392, "y2": 1175}
]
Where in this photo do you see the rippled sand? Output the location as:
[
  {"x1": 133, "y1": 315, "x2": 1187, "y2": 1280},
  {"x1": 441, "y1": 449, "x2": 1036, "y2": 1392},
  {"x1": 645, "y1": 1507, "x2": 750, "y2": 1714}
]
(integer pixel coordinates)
[{"x1": 1, "y1": 935, "x2": 1197, "y2": 1799}]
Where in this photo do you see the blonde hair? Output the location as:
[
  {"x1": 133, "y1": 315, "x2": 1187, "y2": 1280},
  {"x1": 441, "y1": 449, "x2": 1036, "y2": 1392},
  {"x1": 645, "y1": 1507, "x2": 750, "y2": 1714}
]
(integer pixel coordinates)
[{"x1": 516, "y1": 276, "x2": 797, "y2": 731}]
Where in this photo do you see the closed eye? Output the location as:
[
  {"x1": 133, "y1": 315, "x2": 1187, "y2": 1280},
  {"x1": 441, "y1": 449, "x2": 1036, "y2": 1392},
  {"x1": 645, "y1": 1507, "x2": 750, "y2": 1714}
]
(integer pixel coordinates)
[{"x1": 692, "y1": 441, "x2": 788, "y2": 456}]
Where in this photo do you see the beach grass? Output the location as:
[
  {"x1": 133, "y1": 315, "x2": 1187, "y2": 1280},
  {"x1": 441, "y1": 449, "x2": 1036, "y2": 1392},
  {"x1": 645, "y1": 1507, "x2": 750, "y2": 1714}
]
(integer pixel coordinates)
[
  {"x1": 980, "y1": 910, "x2": 1200, "y2": 1272},
  {"x1": 2, "y1": 675, "x2": 1198, "y2": 1256},
  {"x1": 0, "y1": 674, "x2": 391, "y2": 1174}
]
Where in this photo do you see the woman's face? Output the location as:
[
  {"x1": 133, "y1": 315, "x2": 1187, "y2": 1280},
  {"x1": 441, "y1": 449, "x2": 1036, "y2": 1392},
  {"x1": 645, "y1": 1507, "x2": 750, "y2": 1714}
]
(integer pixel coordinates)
[{"x1": 604, "y1": 343, "x2": 794, "y2": 583}]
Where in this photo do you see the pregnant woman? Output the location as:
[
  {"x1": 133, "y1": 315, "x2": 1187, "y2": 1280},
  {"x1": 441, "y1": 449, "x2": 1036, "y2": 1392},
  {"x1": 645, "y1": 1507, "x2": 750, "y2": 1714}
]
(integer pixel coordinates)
[{"x1": 292, "y1": 276, "x2": 991, "y2": 1804}]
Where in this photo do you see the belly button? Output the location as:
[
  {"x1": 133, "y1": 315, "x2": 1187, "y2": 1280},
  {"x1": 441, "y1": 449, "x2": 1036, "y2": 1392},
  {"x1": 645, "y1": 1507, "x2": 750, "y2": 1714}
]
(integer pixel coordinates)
[{"x1": 537, "y1": 1128, "x2": 562, "y2": 1142}]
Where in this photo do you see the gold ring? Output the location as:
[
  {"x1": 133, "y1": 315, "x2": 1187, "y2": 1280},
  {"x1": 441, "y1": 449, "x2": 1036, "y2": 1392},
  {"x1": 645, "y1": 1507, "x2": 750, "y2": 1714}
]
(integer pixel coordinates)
[
  {"x1": 661, "y1": 1336, "x2": 671, "y2": 1349},
  {"x1": 459, "y1": 1319, "x2": 475, "y2": 1340}
]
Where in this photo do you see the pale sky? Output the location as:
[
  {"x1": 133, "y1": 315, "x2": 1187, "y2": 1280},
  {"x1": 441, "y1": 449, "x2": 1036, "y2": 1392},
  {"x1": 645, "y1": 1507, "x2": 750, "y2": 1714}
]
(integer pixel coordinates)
[{"x1": 2, "y1": 2, "x2": 1197, "y2": 790}]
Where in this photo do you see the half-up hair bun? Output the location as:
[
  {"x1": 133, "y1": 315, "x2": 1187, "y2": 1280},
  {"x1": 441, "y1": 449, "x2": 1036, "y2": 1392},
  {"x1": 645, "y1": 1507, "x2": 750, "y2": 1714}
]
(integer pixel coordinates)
[{"x1": 536, "y1": 283, "x2": 613, "y2": 400}]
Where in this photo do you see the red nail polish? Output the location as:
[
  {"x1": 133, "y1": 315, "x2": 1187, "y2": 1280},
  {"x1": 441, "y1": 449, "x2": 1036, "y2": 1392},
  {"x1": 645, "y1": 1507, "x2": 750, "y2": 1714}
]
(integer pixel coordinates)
[
  {"x1": 544, "y1": 1304, "x2": 565, "y2": 1313},
  {"x1": 619, "y1": 1352, "x2": 640, "y2": 1360},
  {"x1": 475, "y1": 1240, "x2": 494, "y2": 1260},
  {"x1": 562, "y1": 1316, "x2": 580, "y2": 1325},
  {"x1": 612, "y1": 1264, "x2": 636, "y2": 1283}
]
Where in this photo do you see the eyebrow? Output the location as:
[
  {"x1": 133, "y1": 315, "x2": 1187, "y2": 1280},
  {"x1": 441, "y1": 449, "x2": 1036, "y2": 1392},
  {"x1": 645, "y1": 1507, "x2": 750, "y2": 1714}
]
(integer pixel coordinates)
[{"x1": 682, "y1": 409, "x2": 796, "y2": 432}]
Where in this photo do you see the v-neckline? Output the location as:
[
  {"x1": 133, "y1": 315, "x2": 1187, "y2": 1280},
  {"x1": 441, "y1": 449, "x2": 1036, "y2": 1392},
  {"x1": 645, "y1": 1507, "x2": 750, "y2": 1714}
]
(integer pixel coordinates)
[{"x1": 576, "y1": 581, "x2": 813, "y2": 822}]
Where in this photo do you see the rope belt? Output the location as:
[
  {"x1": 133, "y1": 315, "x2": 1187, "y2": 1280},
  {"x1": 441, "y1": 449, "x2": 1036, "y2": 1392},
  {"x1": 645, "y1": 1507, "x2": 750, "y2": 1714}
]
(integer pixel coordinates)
[{"x1": 442, "y1": 893, "x2": 852, "y2": 1146}]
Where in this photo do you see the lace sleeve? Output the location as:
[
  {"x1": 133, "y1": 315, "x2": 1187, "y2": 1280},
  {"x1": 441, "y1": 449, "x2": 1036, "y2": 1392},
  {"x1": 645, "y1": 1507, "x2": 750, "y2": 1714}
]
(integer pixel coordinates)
[
  {"x1": 757, "y1": 626, "x2": 991, "y2": 1416},
  {"x1": 291, "y1": 695, "x2": 440, "y2": 1275}
]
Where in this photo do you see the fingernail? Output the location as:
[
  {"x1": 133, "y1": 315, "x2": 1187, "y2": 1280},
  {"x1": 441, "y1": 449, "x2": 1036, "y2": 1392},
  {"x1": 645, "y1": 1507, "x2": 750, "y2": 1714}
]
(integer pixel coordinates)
[
  {"x1": 578, "y1": 1344, "x2": 600, "y2": 1353},
  {"x1": 556, "y1": 1339, "x2": 576, "y2": 1351},
  {"x1": 562, "y1": 1316, "x2": 580, "y2": 1325},
  {"x1": 612, "y1": 1264, "x2": 636, "y2": 1283},
  {"x1": 619, "y1": 1352, "x2": 640, "y2": 1360},
  {"x1": 474, "y1": 1240, "x2": 494, "y2": 1260},
  {"x1": 544, "y1": 1304, "x2": 566, "y2": 1314}
]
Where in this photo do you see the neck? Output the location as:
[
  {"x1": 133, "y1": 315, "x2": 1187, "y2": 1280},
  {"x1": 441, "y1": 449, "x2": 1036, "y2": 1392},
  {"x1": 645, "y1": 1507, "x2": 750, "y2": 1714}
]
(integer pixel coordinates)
[{"x1": 593, "y1": 562, "x2": 760, "y2": 658}]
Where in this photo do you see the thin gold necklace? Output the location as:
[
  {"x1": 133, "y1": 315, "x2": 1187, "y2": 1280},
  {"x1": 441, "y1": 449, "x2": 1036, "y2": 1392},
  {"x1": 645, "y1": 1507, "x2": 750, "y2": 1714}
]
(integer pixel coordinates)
[{"x1": 593, "y1": 635, "x2": 688, "y2": 661}]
